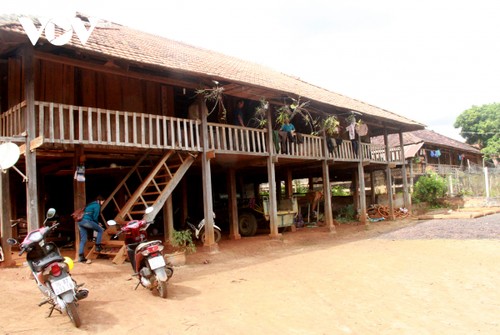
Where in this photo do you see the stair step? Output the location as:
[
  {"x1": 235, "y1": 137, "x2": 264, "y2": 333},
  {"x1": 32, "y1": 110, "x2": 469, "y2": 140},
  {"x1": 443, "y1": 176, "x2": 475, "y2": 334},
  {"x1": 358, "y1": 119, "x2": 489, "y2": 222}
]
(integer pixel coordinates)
[{"x1": 142, "y1": 191, "x2": 161, "y2": 196}]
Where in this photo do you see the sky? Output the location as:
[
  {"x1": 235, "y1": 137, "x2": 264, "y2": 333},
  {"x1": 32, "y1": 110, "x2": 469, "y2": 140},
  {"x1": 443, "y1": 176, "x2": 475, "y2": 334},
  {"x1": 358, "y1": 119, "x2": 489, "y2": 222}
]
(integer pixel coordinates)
[{"x1": 2, "y1": 0, "x2": 500, "y2": 142}]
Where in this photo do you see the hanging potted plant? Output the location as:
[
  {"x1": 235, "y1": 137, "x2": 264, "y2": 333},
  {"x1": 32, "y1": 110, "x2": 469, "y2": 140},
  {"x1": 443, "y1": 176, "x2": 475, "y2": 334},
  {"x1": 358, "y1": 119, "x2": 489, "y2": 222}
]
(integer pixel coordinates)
[
  {"x1": 195, "y1": 83, "x2": 227, "y2": 123},
  {"x1": 322, "y1": 115, "x2": 340, "y2": 136},
  {"x1": 250, "y1": 98, "x2": 269, "y2": 129}
]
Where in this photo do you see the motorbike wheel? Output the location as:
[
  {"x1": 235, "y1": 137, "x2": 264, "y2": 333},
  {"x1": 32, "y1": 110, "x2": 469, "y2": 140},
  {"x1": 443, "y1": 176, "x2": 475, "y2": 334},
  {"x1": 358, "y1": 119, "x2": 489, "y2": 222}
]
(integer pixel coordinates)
[
  {"x1": 200, "y1": 228, "x2": 221, "y2": 244},
  {"x1": 157, "y1": 280, "x2": 168, "y2": 299},
  {"x1": 66, "y1": 301, "x2": 82, "y2": 328}
]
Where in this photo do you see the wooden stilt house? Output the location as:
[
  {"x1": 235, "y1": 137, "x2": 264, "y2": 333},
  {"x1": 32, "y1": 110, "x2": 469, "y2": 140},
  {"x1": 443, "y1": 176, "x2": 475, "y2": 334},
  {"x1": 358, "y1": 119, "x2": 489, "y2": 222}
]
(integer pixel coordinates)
[{"x1": 0, "y1": 14, "x2": 425, "y2": 262}]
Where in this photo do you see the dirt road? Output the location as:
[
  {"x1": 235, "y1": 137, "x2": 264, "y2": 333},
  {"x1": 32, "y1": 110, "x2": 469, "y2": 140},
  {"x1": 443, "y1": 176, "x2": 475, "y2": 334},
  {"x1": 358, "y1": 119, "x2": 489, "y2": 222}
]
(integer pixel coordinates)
[{"x1": 1, "y1": 214, "x2": 499, "y2": 334}]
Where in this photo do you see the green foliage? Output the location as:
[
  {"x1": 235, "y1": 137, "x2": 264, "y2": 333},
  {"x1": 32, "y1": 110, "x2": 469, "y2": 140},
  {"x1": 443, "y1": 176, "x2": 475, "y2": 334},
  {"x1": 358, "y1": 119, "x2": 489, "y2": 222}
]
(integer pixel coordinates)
[
  {"x1": 276, "y1": 106, "x2": 291, "y2": 126},
  {"x1": 331, "y1": 185, "x2": 349, "y2": 196},
  {"x1": 293, "y1": 181, "x2": 309, "y2": 194},
  {"x1": 336, "y1": 204, "x2": 357, "y2": 223},
  {"x1": 251, "y1": 98, "x2": 269, "y2": 129},
  {"x1": 275, "y1": 96, "x2": 315, "y2": 133},
  {"x1": 195, "y1": 85, "x2": 227, "y2": 122},
  {"x1": 454, "y1": 102, "x2": 500, "y2": 162},
  {"x1": 322, "y1": 116, "x2": 340, "y2": 136},
  {"x1": 412, "y1": 172, "x2": 447, "y2": 206},
  {"x1": 171, "y1": 229, "x2": 196, "y2": 254}
]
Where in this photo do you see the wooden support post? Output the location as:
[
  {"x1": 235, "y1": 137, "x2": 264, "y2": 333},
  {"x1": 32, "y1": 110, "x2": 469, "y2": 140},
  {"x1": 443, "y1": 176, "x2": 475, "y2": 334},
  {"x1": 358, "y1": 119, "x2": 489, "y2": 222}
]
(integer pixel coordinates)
[
  {"x1": 370, "y1": 171, "x2": 376, "y2": 204},
  {"x1": 409, "y1": 161, "x2": 414, "y2": 194},
  {"x1": 322, "y1": 159, "x2": 335, "y2": 233},
  {"x1": 165, "y1": 195, "x2": 173, "y2": 243},
  {"x1": 384, "y1": 130, "x2": 395, "y2": 220},
  {"x1": 321, "y1": 133, "x2": 335, "y2": 233},
  {"x1": 266, "y1": 108, "x2": 279, "y2": 239},
  {"x1": 0, "y1": 170, "x2": 15, "y2": 267},
  {"x1": 180, "y1": 178, "x2": 188, "y2": 229},
  {"x1": 358, "y1": 160, "x2": 367, "y2": 224},
  {"x1": 23, "y1": 47, "x2": 39, "y2": 232},
  {"x1": 399, "y1": 131, "x2": 411, "y2": 213},
  {"x1": 352, "y1": 170, "x2": 359, "y2": 212},
  {"x1": 285, "y1": 168, "x2": 293, "y2": 198},
  {"x1": 73, "y1": 146, "x2": 86, "y2": 259},
  {"x1": 200, "y1": 101, "x2": 218, "y2": 252},
  {"x1": 227, "y1": 168, "x2": 241, "y2": 240}
]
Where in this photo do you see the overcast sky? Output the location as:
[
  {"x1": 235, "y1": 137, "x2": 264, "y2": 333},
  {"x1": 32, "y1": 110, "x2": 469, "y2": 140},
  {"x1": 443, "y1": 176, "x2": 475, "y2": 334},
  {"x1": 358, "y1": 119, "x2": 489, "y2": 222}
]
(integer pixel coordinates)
[{"x1": 3, "y1": 0, "x2": 500, "y2": 142}]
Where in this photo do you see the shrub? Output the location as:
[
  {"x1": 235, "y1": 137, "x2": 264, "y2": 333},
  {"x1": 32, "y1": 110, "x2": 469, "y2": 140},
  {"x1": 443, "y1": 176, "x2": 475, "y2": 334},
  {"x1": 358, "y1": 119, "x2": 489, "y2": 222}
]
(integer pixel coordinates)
[
  {"x1": 412, "y1": 172, "x2": 447, "y2": 206},
  {"x1": 336, "y1": 204, "x2": 357, "y2": 223}
]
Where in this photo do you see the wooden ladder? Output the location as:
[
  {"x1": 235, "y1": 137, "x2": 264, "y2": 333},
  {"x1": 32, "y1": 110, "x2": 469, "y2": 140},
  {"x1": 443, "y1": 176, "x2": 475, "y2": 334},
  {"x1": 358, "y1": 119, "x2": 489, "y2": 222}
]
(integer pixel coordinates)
[{"x1": 86, "y1": 150, "x2": 197, "y2": 263}]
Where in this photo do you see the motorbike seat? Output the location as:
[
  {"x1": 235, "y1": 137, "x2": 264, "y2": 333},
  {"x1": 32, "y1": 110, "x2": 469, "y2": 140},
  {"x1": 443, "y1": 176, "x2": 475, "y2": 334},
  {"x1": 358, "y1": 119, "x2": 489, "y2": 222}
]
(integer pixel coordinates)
[
  {"x1": 136, "y1": 240, "x2": 162, "y2": 252},
  {"x1": 30, "y1": 251, "x2": 65, "y2": 272}
]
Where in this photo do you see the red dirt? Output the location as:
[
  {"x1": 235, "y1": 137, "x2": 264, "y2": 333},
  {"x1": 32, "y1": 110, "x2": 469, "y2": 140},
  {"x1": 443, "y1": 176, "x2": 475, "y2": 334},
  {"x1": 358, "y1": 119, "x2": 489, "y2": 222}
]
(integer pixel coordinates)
[{"x1": 0, "y1": 217, "x2": 499, "y2": 334}]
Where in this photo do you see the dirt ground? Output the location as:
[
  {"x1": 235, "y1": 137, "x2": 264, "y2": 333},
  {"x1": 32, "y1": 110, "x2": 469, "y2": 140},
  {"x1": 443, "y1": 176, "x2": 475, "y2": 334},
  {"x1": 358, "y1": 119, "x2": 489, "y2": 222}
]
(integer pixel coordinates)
[{"x1": 0, "y1": 212, "x2": 499, "y2": 335}]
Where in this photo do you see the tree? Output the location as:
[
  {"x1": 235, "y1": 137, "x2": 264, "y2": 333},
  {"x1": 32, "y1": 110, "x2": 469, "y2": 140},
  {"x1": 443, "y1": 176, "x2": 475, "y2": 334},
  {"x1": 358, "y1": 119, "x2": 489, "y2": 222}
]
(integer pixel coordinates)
[{"x1": 454, "y1": 103, "x2": 500, "y2": 163}]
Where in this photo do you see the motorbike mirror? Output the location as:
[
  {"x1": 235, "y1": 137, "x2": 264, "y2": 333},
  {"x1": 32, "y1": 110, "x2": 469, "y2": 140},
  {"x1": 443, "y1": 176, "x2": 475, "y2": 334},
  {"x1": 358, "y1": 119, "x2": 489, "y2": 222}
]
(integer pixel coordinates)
[
  {"x1": 107, "y1": 220, "x2": 117, "y2": 226},
  {"x1": 7, "y1": 238, "x2": 18, "y2": 245},
  {"x1": 145, "y1": 207, "x2": 154, "y2": 214},
  {"x1": 46, "y1": 208, "x2": 56, "y2": 219}
]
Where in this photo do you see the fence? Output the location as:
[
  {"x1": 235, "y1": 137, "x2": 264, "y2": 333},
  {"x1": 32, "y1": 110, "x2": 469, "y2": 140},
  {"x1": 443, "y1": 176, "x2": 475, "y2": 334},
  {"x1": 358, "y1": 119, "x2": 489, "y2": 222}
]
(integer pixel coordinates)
[{"x1": 436, "y1": 166, "x2": 500, "y2": 198}]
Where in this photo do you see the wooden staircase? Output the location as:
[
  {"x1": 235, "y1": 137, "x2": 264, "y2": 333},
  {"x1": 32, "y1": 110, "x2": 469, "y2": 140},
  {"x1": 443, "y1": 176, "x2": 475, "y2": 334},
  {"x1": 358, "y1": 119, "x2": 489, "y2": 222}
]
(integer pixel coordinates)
[{"x1": 86, "y1": 150, "x2": 197, "y2": 263}]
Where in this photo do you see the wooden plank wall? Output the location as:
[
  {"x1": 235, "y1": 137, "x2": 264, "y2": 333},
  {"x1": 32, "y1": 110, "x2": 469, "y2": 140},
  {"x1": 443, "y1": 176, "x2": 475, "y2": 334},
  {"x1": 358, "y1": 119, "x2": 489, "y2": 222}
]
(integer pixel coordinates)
[
  {"x1": 7, "y1": 57, "x2": 22, "y2": 110},
  {"x1": 30, "y1": 59, "x2": 166, "y2": 119}
]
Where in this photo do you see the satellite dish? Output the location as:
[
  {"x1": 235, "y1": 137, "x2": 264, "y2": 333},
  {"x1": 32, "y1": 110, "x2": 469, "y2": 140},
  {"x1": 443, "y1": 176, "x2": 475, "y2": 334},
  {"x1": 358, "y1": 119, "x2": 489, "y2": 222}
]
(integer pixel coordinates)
[{"x1": 0, "y1": 142, "x2": 21, "y2": 170}]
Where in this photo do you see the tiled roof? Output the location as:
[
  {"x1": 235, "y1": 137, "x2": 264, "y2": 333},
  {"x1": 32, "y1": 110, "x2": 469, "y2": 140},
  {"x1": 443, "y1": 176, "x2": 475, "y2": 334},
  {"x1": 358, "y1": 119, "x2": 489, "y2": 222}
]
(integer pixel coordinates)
[
  {"x1": 0, "y1": 15, "x2": 425, "y2": 128},
  {"x1": 371, "y1": 129, "x2": 482, "y2": 154}
]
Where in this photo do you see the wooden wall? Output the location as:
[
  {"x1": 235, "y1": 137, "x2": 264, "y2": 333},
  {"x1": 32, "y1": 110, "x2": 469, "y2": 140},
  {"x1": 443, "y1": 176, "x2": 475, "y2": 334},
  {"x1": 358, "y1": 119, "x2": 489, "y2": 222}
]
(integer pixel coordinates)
[
  {"x1": 16, "y1": 58, "x2": 175, "y2": 117},
  {"x1": 7, "y1": 57, "x2": 22, "y2": 110}
]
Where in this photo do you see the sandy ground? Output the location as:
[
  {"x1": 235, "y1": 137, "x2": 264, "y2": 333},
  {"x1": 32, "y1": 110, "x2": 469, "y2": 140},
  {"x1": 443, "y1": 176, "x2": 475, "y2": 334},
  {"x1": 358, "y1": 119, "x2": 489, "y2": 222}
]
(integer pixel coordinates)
[{"x1": 0, "y1": 213, "x2": 499, "y2": 335}]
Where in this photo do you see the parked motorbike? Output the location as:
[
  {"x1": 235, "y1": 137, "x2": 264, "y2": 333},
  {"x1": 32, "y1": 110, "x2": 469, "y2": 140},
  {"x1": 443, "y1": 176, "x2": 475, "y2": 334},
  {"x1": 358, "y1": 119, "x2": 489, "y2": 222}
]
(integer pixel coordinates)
[
  {"x1": 185, "y1": 213, "x2": 221, "y2": 244},
  {"x1": 107, "y1": 207, "x2": 173, "y2": 299},
  {"x1": 7, "y1": 208, "x2": 88, "y2": 328}
]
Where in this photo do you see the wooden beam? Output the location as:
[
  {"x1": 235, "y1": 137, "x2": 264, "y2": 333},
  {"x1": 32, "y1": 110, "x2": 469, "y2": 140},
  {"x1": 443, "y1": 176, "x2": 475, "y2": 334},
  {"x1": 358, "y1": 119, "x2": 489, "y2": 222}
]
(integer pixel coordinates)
[
  {"x1": 227, "y1": 168, "x2": 241, "y2": 240},
  {"x1": 358, "y1": 160, "x2": 367, "y2": 224},
  {"x1": 23, "y1": 46, "x2": 40, "y2": 232},
  {"x1": 73, "y1": 145, "x2": 86, "y2": 259},
  {"x1": 266, "y1": 105, "x2": 280, "y2": 239},
  {"x1": 399, "y1": 131, "x2": 411, "y2": 212},
  {"x1": 0, "y1": 170, "x2": 15, "y2": 267},
  {"x1": 200, "y1": 101, "x2": 218, "y2": 252},
  {"x1": 384, "y1": 129, "x2": 395, "y2": 220},
  {"x1": 29, "y1": 136, "x2": 44, "y2": 151},
  {"x1": 322, "y1": 133, "x2": 335, "y2": 232}
]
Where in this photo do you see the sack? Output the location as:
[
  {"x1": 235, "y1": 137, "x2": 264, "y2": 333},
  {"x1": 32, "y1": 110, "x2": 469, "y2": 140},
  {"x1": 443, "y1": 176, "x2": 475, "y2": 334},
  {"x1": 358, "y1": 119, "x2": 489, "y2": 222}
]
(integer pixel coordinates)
[{"x1": 71, "y1": 207, "x2": 85, "y2": 222}]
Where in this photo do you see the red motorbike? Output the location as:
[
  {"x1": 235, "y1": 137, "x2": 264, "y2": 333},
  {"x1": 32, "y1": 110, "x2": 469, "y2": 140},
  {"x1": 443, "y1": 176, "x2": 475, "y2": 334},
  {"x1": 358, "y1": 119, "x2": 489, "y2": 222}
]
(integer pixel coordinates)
[
  {"x1": 7, "y1": 208, "x2": 88, "y2": 328},
  {"x1": 107, "y1": 207, "x2": 173, "y2": 298}
]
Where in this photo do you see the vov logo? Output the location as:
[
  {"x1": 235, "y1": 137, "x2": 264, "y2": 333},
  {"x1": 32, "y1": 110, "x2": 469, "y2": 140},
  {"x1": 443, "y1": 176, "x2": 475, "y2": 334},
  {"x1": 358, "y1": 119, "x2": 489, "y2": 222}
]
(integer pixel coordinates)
[{"x1": 19, "y1": 15, "x2": 99, "y2": 46}]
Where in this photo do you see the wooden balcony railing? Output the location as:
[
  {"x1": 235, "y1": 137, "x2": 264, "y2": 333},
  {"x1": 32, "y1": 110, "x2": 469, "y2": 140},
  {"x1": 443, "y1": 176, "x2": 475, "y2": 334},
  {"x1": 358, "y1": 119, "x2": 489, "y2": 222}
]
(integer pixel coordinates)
[
  {"x1": 0, "y1": 101, "x2": 404, "y2": 164},
  {"x1": 207, "y1": 123, "x2": 268, "y2": 155}
]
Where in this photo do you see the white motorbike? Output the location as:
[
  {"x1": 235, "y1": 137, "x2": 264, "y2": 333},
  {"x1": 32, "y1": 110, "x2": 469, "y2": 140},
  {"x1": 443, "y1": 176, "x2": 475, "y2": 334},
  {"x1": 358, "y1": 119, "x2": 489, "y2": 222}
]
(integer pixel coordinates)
[{"x1": 185, "y1": 213, "x2": 221, "y2": 244}]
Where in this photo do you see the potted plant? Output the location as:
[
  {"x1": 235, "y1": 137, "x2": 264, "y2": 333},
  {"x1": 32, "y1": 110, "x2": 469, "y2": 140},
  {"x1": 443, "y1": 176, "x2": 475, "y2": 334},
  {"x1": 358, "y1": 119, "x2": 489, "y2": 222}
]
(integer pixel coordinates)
[
  {"x1": 165, "y1": 229, "x2": 196, "y2": 266},
  {"x1": 171, "y1": 229, "x2": 196, "y2": 254}
]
